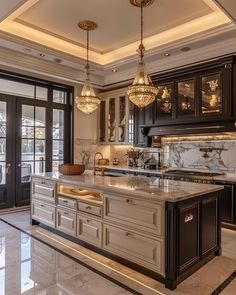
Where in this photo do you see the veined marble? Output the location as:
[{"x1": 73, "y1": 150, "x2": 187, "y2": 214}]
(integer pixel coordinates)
[
  {"x1": 164, "y1": 140, "x2": 236, "y2": 171},
  {"x1": 33, "y1": 172, "x2": 223, "y2": 202}
]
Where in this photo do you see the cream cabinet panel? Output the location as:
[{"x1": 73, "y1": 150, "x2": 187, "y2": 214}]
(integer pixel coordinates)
[
  {"x1": 58, "y1": 196, "x2": 77, "y2": 210},
  {"x1": 103, "y1": 224, "x2": 163, "y2": 274},
  {"x1": 78, "y1": 202, "x2": 102, "y2": 217},
  {"x1": 77, "y1": 215, "x2": 102, "y2": 247},
  {"x1": 32, "y1": 178, "x2": 56, "y2": 203},
  {"x1": 104, "y1": 194, "x2": 163, "y2": 237},
  {"x1": 57, "y1": 208, "x2": 76, "y2": 236},
  {"x1": 31, "y1": 200, "x2": 55, "y2": 227}
]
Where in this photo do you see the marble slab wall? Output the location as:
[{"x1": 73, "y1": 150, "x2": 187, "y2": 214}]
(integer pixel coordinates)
[{"x1": 164, "y1": 140, "x2": 236, "y2": 171}]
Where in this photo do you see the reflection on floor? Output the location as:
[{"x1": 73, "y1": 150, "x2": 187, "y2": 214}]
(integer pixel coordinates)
[{"x1": 0, "y1": 211, "x2": 236, "y2": 295}]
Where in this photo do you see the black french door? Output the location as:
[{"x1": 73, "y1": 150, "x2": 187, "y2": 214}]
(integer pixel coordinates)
[{"x1": 0, "y1": 92, "x2": 71, "y2": 209}]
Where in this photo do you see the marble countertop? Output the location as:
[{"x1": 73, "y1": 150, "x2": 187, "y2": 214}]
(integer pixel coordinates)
[
  {"x1": 104, "y1": 165, "x2": 236, "y2": 182},
  {"x1": 32, "y1": 172, "x2": 223, "y2": 203}
]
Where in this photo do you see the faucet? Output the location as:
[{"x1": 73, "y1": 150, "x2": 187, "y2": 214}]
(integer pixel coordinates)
[{"x1": 93, "y1": 152, "x2": 104, "y2": 175}]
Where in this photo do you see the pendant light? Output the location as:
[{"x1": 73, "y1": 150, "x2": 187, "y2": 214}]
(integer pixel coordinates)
[
  {"x1": 75, "y1": 21, "x2": 100, "y2": 115},
  {"x1": 127, "y1": 0, "x2": 158, "y2": 109}
]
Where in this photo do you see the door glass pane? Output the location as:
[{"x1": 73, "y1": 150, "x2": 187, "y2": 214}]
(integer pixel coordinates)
[
  {"x1": 0, "y1": 139, "x2": 6, "y2": 161},
  {"x1": 36, "y1": 86, "x2": 48, "y2": 101},
  {"x1": 128, "y1": 101, "x2": 134, "y2": 143},
  {"x1": 35, "y1": 127, "x2": 45, "y2": 139},
  {"x1": 53, "y1": 140, "x2": 64, "y2": 160},
  {"x1": 156, "y1": 83, "x2": 173, "y2": 119},
  {"x1": 22, "y1": 105, "x2": 34, "y2": 126},
  {"x1": 53, "y1": 109, "x2": 64, "y2": 139},
  {"x1": 108, "y1": 98, "x2": 115, "y2": 142},
  {"x1": 21, "y1": 139, "x2": 34, "y2": 161},
  {"x1": 35, "y1": 107, "x2": 46, "y2": 127},
  {"x1": 35, "y1": 139, "x2": 45, "y2": 159},
  {"x1": 53, "y1": 90, "x2": 66, "y2": 104},
  {"x1": 0, "y1": 162, "x2": 6, "y2": 185},
  {"x1": 21, "y1": 162, "x2": 33, "y2": 183},
  {"x1": 35, "y1": 161, "x2": 45, "y2": 174},
  {"x1": 22, "y1": 126, "x2": 34, "y2": 138}
]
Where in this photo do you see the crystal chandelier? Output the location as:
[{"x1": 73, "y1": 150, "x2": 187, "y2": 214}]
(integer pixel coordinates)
[
  {"x1": 75, "y1": 21, "x2": 100, "y2": 115},
  {"x1": 127, "y1": 0, "x2": 158, "y2": 109}
]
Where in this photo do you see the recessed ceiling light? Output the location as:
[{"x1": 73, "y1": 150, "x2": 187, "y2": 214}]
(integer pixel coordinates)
[
  {"x1": 39, "y1": 53, "x2": 45, "y2": 57},
  {"x1": 164, "y1": 53, "x2": 170, "y2": 57},
  {"x1": 181, "y1": 46, "x2": 191, "y2": 52},
  {"x1": 54, "y1": 58, "x2": 62, "y2": 64},
  {"x1": 112, "y1": 69, "x2": 117, "y2": 73}
]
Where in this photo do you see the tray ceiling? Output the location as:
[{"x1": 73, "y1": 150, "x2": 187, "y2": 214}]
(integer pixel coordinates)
[{"x1": 0, "y1": 0, "x2": 233, "y2": 66}]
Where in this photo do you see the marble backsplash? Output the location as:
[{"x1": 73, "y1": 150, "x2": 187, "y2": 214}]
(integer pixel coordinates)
[{"x1": 164, "y1": 140, "x2": 236, "y2": 171}]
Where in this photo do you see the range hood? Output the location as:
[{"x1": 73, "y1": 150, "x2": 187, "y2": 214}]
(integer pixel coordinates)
[{"x1": 147, "y1": 121, "x2": 236, "y2": 136}]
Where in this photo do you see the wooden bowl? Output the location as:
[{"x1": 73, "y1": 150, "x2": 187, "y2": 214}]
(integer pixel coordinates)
[{"x1": 59, "y1": 164, "x2": 85, "y2": 175}]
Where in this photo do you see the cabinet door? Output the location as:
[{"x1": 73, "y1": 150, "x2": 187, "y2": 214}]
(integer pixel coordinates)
[
  {"x1": 155, "y1": 83, "x2": 174, "y2": 122},
  {"x1": 219, "y1": 184, "x2": 234, "y2": 223},
  {"x1": 108, "y1": 97, "x2": 116, "y2": 142},
  {"x1": 177, "y1": 79, "x2": 196, "y2": 118},
  {"x1": 178, "y1": 203, "x2": 199, "y2": 272},
  {"x1": 57, "y1": 208, "x2": 76, "y2": 236},
  {"x1": 77, "y1": 215, "x2": 102, "y2": 247},
  {"x1": 99, "y1": 100, "x2": 106, "y2": 142},
  {"x1": 200, "y1": 72, "x2": 222, "y2": 116},
  {"x1": 31, "y1": 200, "x2": 56, "y2": 227},
  {"x1": 202, "y1": 198, "x2": 218, "y2": 256}
]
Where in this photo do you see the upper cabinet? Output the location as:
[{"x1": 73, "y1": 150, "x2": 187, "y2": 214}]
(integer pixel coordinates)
[
  {"x1": 139, "y1": 55, "x2": 235, "y2": 128},
  {"x1": 98, "y1": 88, "x2": 134, "y2": 144}
]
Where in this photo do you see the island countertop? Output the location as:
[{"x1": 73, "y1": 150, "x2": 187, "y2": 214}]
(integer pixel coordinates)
[{"x1": 32, "y1": 171, "x2": 223, "y2": 202}]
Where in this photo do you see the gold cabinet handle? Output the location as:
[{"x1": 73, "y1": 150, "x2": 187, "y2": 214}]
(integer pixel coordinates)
[
  {"x1": 62, "y1": 200, "x2": 68, "y2": 203},
  {"x1": 184, "y1": 214, "x2": 193, "y2": 223},
  {"x1": 125, "y1": 232, "x2": 133, "y2": 237},
  {"x1": 126, "y1": 199, "x2": 133, "y2": 204},
  {"x1": 86, "y1": 206, "x2": 92, "y2": 210},
  {"x1": 64, "y1": 212, "x2": 69, "y2": 215},
  {"x1": 87, "y1": 219, "x2": 91, "y2": 223},
  {"x1": 40, "y1": 204, "x2": 45, "y2": 208}
]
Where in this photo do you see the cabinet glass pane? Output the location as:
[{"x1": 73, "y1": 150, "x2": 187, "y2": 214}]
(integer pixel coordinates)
[
  {"x1": 201, "y1": 73, "x2": 222, "y2": 115},
  {"x1": 177, "y1": 79, "x2": 195, "y2": 116},
  {"x1": 119, "y1": 96, "x2": 126, "y2": 142},
  {"x1": 99, "y1": 101, "x2": 106, "y2": 142},
  {"x1": 156, "y1": 83, "x2": 173, "y2": 119},
  {"x1": 108, "y1": 98, "x2": 115, "y2": 142}
]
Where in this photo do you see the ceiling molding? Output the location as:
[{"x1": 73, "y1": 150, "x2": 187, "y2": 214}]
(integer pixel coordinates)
[{"x1": 0, "y1": 0, "x2": 232, "y2": 65}]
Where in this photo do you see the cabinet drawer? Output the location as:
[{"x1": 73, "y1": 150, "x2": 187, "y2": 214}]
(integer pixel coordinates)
[
  {"x1": 77, "y1": 215, "x2": 102, "y2": 247},
  {"x1": 57, "y1": 208, "x2": 76, "y2": 236},
  {"x1": 103, "y1": 224, "x2": 163, "y2": 274},
  {"x1": 58, "y1": 196, "x2": 77, "y2": 210},
  {"x1": 104, "y1": 194, "x2": 163, "y2": 236},
  {"x1": 31, "y1": 201, "x2": 55, "y2": 227},
  {"x1": 32, "y1": 178, "x2": 55, "y2": 203},
  {"x1": 78, "y1": 202, "x2": 102, "y2": 217}
]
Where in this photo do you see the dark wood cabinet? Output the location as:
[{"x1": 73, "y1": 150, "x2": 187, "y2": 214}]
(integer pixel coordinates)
[
  {"x1": 215, "y1": 182, "x2": 236, "y2": 225},
  {"x1": 134, "y1": 55, "x2": 235, "y2": 145}
]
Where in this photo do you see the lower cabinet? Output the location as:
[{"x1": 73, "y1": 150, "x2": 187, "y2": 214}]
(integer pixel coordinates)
[
  {"x1": 31, "y1": 200, "x2": 56, "y2": 227},
  {"x1": 56, "y1": 207, "x2": 77, "y2": 236},
  {"x1": 77, "y1": 215, "x2": 102, "y2": 247},
  {"x1": 103, "y1": 223, "x2": 163, "y2": 274}
]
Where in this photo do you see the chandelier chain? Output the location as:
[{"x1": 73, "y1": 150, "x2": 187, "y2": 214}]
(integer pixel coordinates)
[{"x1": 86, "y1": 28, "x2": 89, "y2": 79}]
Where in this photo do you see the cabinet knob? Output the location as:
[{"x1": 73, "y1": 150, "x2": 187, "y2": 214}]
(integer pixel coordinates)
[
  {"x1": 41, "y1": 181, "x2": 45, "y2": 184},
  {"x1": 40, "y1": 204, "x2": 45, "y2": 208},
  {"x1": 86, "y1": 206, "x2": 92, "y2": 210},
  {"x1": 87, "y1": 219, "x2": 91, "y2": 223},
  {"x1": 125, "y1": 232, "x2": 133, "y2": 237}
]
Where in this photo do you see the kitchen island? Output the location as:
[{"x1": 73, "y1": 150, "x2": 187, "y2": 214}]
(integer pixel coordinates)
[{"x1": 31, "y1": 172, "x2": 223, "y2": 290}]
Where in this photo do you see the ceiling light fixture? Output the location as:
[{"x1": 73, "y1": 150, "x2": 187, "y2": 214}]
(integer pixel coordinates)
[
  {"x1": 75, "y1": 20, "x2": 100, "y2": 115},
  {"x1": 127, "y1": 0, "x2": 158, "y2": 109}
]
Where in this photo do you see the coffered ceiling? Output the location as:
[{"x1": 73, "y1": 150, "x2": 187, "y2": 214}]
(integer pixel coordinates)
[{"x1": 0, "y1": 0, "x2": 235, "y2": 87}]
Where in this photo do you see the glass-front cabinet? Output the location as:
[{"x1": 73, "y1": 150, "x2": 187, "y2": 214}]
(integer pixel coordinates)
[
  {"x1": 200, "y1": 72, "x2": 222, "y2": 115},
  {"x1": 156, "y1": 83, "x2": 173, "y2": 120},
  {"x1": 99, "y1": 88, "x2": 134, "y2": 144},
  {"x1": 177, "y1": 78, "x2": 195, "y2": 117}
]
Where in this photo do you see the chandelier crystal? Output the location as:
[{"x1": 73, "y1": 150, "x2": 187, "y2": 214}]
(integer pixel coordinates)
[
  {"x1": 75, "y1": 21, "x2": 100, "y2": 115},
  {"x1": 127, "y1": 0, "x2": 158, "y2": 109}
]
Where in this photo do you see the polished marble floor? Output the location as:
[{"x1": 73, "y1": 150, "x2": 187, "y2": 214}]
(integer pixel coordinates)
[{"x1": 0, "y1": 210, "x2": 236, "y2": 295}]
